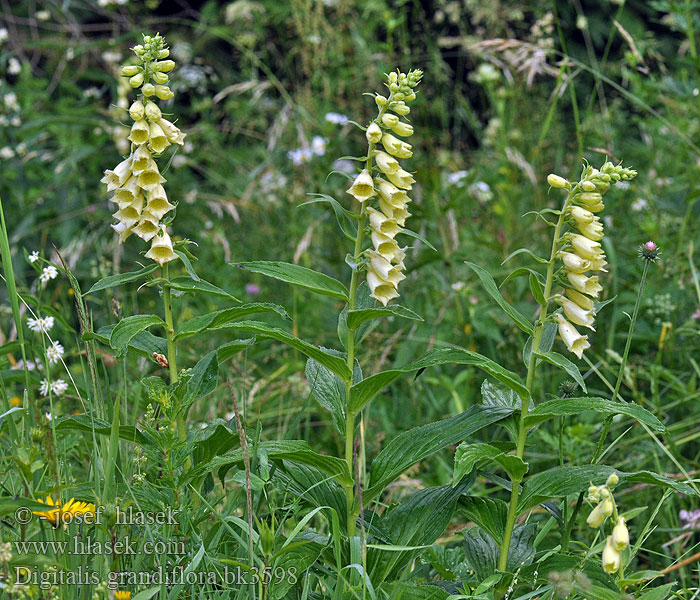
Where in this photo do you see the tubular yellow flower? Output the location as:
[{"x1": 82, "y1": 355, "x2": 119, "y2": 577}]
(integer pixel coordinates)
[
  {"x1": 104, "y1": 33, "x2": 183, "y2": 266},
  {"x1": 602, "y1": 536, "x2": 621, "y2": 573},
  {"x1": 586, "y1": 501, "x2": 607, "y2": 528},
  {"x1": 347, "y1": 169, "x2": 374, "y2": 202},
  {"x1": 560, "y1": 251, "x2": 591, "y2": 274},
  {"x1": 612, "y1": 517, "x2": 629, "y2": 550},
  {"x1": 381, "y1": 133, "x2": 412, "y2": 158},
  {"x1": 569, "y1": 234, "x2": 603, "y2": 260},
  {"x1": 367, "y1": 207, "x2": 401, "y2": 237},
  {"x1": 555, "y1": 313, "x2": 590, "y2": 359},
  {"x1": 566, "y1": 288, "x2": 595, "y2": 310},
  {"x1": 374, "y1": 150, "x2": 400, "y2": 175},
  {"x1": 366, "y1": 122, "x2": 382, "y2": 143},
  {"x1": 389, "y1": 120, "x2": 413, "y2": 137},
  {"x1": 566, "y1": 272, "x2": 603, "y2": 298},
  {"x1": 381, "y1": 113, "x2": 399, "y2": 127},
  {"x1": 570, "y1": 205, "x2": 594, "y2": 225},
  {"x1": 577, "y1": 218, "x2": 604, "y2": 241},
  {"x1": 367, "y1": 270, "x2": 400, "y2": 306},
  {"x1": 555, "y1": 295, "x2": 595, "y2": 330},
  {"x1": 376, "y1": 179, "x2": 409, "y2": 206},
  {"x1": 145, "y1": 229, "x2": 177, "y2": 265},
  {"x1": 386, "y1": 168, "x2": 415, "y2": 190}
]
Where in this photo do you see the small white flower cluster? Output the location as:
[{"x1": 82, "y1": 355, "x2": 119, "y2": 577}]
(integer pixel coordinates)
[
  {"x1": 288, "y1": 136, "x2": 327, "y2": 166},
  {"x1": 39, "y1": 379, "x2": 68, "y2": 397},
  {"x1": 548, "y1": 162, "x2": 637, "y2": 359},
  {"x1": 101, "y1": 34, "x2": 185, "y2": 266},
  {"x1": 585, "y1": 474, "x2": 630, "y2": 574},
  {"x1": 39, "y1": 265, "x2": 58, "y2": 284},
  {"x1": 27, "y1": 316, "x2": 55, "y2": 333},
  {"x1": 347, "y1": 69, "x2": 422, "y2": 306}
]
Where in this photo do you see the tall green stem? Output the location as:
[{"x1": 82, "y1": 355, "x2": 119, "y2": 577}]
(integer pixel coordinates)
[
  {"x1": 497, "y1": 188, "x2": 575, "y2": 572},
  {"x1": 591, "y1": 260, "x2": 649, "y2": 463}
]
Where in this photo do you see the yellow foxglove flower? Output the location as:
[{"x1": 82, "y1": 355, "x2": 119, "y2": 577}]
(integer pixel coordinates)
[
  {"x1": 586, "y1": 501, "x2": 608, "y2": 528},
  {"x1": 113, "y1": 207, "x2": 141, "y2": 229},
  {"x1": 366, "y1": 122, "x2": 382, "y2": 143},
  {"x1": 367, "y1": 270, "x2": 400, "y2": 306},
  {"x1": 569, "y1": 234, "x2": 603, "y2": 260},
  {"x1": 122, "y1": 65, "x2": 140, "y2": 77},
  {"x1": 374, "y1": 150, "x2": 400, "y2": 175},
  {"x1": 567, "y1": 272, "x2": 603, "y2": 298},
  {"x1": 547, "y1": 173, "x2": 568, "y2": 188},
  {"x1": 612, "y1": 517, "x2": 629, "y2": 551},
  {"x1": 131, "y1": 144, "x2": 153, "y2": 174},
  {"x1": 158, "y1": 118, "x2": 186, "y2": 145},
  {"x1": 129, "y1": 73, "x2": 144, "y2": 88},
  {"x1": 152, "y1": 71, "x2": 169, "y2": 85},
  {"x1": 148, "y1": 121, "x2": 170, "y2": 154},
  {"x1": 381, "y1": 133, "x2": 412, "y2": 158},
  {"x1": 566, "y1": 288, "x2": 595, "y2": 310},
  {"x1": 376, "y1": 179, "x2": 410, "y2": 206},
  {"x1": 138, "y1": 166, "x2": 166, "y2": 192},
  {"x1": 555, "y1": 295, "x2": 595, "y2": 330},
  {"x1": 111, "y1": 221, "x2": 133, "y2": 243},
  {"x1": 128, "y1": 119, "x2": 150, "y2": 144},
  {"x1": 371, "y1": 231, "x2": 401, "y2": 261},
  {"x1": 367, "y1": 207, "x2": 400, "y2": 237},
  {"x1": 115, "y1": 177, "x2": 141, "y2": 207},
  {"x1": 146, "y1": 195, "x2": 175, "y2": 220},
  {"x1": 589, "y1": 256, "x2": 608, "y2": 272},
  {"x1": 392, "y1": 101, "x2": 410, "y2": 115},
  {"x1": 555, "y1": 313, "x2": 590, "y2": 359},
  {"x1": 560, "y1": 251, "x2": 591, "y2": 274},
  {"x1": 381, "y1": 113, "x2": 399, "y2": 127},
  {"x1": 389, "y1": 120, "x2": 413, "y2": 137},
  {"x1": 133, "y1": 213, "x2": 160, "y2": 241},
  {"x1": 129, "y1": 100, "x2": 146, "y2": 120},
  {"x1": 602, "y1": 536, "x2": 621, "y2": 573},
  {"x1": 145, "y1": 229, "x2": 177, "y2": 265},
  {"x1": 570, "y1": 205, "x2": 594, "y2": 225},
  {"x1": 154, "y1": 85, "x2": 174, "y2": 100},
  {"x1": 578, "y1": 218, "x2": 604, "y2": 241},
  {"x1": 155, "y1": 59, "x2": 175, "y2": 72},
  {"x1": 101, "y1": 156, "x2": 133, "y2": 191},
  {"x1": 347, "y1": 169, "x2": 374, "y2": 202},
  {"x1": 144, "y1": 101, "x2": 162, "y2": 121},
  {"x1": 386, "y1": 168, "x2": 415, "y2": 190},
  {"x1": 367, "y1": 252, "x2": 405, "y2": 285}
]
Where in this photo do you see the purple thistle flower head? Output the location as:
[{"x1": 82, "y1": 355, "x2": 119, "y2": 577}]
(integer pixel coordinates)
[
  {"x1": 638, "y1": 240, "x2": 660, "y2": 263},
  {"x1": 645, "y1": 241, "x2": 657, "y2": 251}
]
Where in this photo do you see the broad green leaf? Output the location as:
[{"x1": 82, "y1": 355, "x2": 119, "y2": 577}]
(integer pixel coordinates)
[
  {"x1": 54, "y1": 414, "x2": 150, "y2": 445},
  {"x1": 110, "y1": 315, "x2": 164, "y2": 350},
  {"x1": 211, "y1": 321, "x2": 352, "y2": 381},
  {"x1": 463, "y1": 523, "x2": 535, "y2": 578},
  {"x1": 636, "y1": 584, "x2": 674, "y2": 600},
  {"x1": 458, "y1": 496, "x2": 508, "y2": 542},
  {"x1": 368, "y1": 479, "x2": 474, "y2": 585},
  {"x1": 93, "y1": 325, "x2": 167, "y2": 358},
  {"x1": 454, "y1": 442, "x2": 528, "y2": 482},
  {"x1": 305, "y1": 357, "x2": 346, "y2": 434},
  {"x1": 182, "y1": 351, "x2": 219, "y2": 413},
  {"x1": 85, "y1": 264, "x2": 158, "y2": 294},
  {"x1": 175, "y1": 303, "x2": 288, "y2": 341},
  {"x1": 183, "y1": 440, "x2": 353, "y2": 487},
  {"x1": 525, "y1": 397, "x2": 664, "y2": 431},
  {"x1": 168, "y1": 275, "x2": 240, "y2": 301},
  {"x1": 234, "y1": 261, "x2": 348, "y2": 300},
  {"x1": 466, "y1": 261, "x2": 534, "y2": 334},
  {"x1": 349, "y1": 348, "x2": 527, "y2": 413},
  {"x1": 268, "y1": 536, "x2": 326, "y2": 599},
  {"x1": 276, "y1": 462, "x2": 347, "y2": 522},
  {"x1": 534, "y1": 351, "x2": 587, "y2": 393},
  {"x1": 191, "y1": 418, "x2": 238, "y2": 465},
  {"x1": 365, "y1": 405, "x2": 513, "y2": 502},
  {"x1": 346, "y1": 305, "x2": 423, "y2": 330},
  {"x1": 518, "y1": 465, "x2": 696, "y2": 513},
  {"x1": 216, "y1": 338, "x2": 255, "y2": 363}
]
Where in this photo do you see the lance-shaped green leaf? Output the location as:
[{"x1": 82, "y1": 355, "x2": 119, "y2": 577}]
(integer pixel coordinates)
[
  {"x1": 526, "y1": 397, "x2": 664, "y2": 431},
  {"x1": 346, "y1": 305, "x2": 422, "y2": 330},
  {"x1": 181, "y1": 351, "x2": 219, "y2": 413},
  {"x1": 175, "y1": 303, "x2": 288, "y2": 341},
  {"x1": 168, "y1": 275, "x2": 240, "y2": 302},
  {"x1": 365, "y1": 405, "x2": 514, "y2": 502},
  {"x1": 305, "y1": 357, "x2": 346, "y2": 434},
  {"x1": 517, "y1": 465, "x2": 696, "y2": 513},
  {"x1": 234, "y1": 261, "x2": 348, "y2": 300},
  {"x1": 85, "y1": 263, "x2": 159, "y2": 294},
  {"x1": 349, "y1": 348, "x2": 527, "y2": 413},
  {"x1": 211, "y1": 321, "x2": 352, "y2": 381},
  {"x1": 458, "y1": 496, "x2": 508, "y2": 542},
  {"x1": 453, "y1": 442, "x2": 528, "y2": 483},
  {"x1": 465, "y1": 261, "x2": 534, "y2": 334},
  {"x1": 183, "y1": 440, "x2": 353, "y2": 487},
  {"x1": 110, "y1": 315, "x2": 165, "y2": 350},
  {"x1": 216, "y1": 338, "x2": 255, "y2": 364},
  {"x1": 54, "y1": 414, "x2": 150, "y2": 445},
  {"x1": 534, "y1": 350, "x2": 586, "y2": 393}
]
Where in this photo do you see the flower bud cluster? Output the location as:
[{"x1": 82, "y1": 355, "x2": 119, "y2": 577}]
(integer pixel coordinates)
[
  {"x1": 550, "y1": 162, "x2": 637, "y2": 359},
  {"x1": 101, "y1": 34, "x2": 185, "y2": 266},
  {"x1": 585, "y1": 474, "x2": 630, "y2": 574},
  {"x1": 347, "y1": 69, "x2": 422, "y2": 306}
]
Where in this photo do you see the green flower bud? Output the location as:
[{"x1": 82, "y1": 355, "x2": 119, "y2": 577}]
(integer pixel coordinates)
[
  {"x1": 129, "y1": 73, "x2": 144, "y2": 88},
  {"x1": 605, "y1": 473, "x2": 619, "y2": 487},
  {"x1": 122, "y1": 65, "x2": 141, "y2": 77},
  {"x1": 154, "y1": 60, "x2": 176, "y2": 73},
  {"x1": 154, "y1": 85, "x2": 174, "y2": 100},
  {"x1": 152, "y1": 71, "x2": 169, "y2": 85},
  {"x1": 581, "y1": 180, "x2": 596, "y2": 192},
  {"x1": 547, "y1": 174, "x2": 568, "y2": 188},
  {"x1": 375, "y1": 95, "x2": 387, "y2": 107},
  {"x1": 132, "y1": 44, "x2": 145, "y2": 55},
  {"x1": 142, "y1": 83, "x2": 156, "y2": 97},
  {"x1": 129, "y1": 100, "x2": 146, "y2": 121},
  {"x1": 157, "y1": 49, "x2": 170, "y2": 59},
  {"x1": 144, "y1": 101, "x2": 162, "y2": 121}
]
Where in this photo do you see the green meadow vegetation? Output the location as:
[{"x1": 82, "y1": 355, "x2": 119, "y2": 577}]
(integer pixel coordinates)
[{"x1": 2, "y1": 1, "x2": 700, "y2": 599}]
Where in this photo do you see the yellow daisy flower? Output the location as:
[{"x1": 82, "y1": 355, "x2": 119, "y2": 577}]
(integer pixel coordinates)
[{"x1": 32, "y1": 497, "x2": 96, "y2": 526}]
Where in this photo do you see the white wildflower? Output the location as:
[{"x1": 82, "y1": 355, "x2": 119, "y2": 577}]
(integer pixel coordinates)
[
  {"x1": 50, "y1": 379, "x2": 68, "y2": 396},
  {"x1": 46, "y1": 341, "x2": 65, "y2": 365},
  {"x1": 39, "y1": 265, "x2": 59, "y2": 283},
  {"x1": 311, "y1": 136, "x2": 326, "y2": 156},
  {"x1": 27, "y1": 316, "x2": 55, "y2": 333},
  {"x1": 29, "y1": 250, "x2": 40, "y2": 263}
]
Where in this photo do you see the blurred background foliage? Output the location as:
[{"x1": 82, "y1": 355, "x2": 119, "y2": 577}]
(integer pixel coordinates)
[{"x1": 2, "y1": 0, "x2": 700, "y2": 579}]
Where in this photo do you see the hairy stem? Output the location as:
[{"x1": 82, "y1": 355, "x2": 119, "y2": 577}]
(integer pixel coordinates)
[{"x1": 498, "y1": 187, "x2": 574, "y2": 572}]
